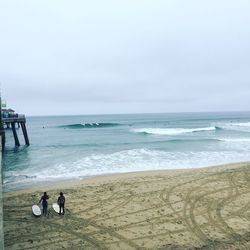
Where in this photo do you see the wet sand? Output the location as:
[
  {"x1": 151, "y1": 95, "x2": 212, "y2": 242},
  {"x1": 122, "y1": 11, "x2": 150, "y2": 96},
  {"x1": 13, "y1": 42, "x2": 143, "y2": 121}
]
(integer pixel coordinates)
[{"x1": 3, "y1": 162, "x2": 250, "y2": 249}]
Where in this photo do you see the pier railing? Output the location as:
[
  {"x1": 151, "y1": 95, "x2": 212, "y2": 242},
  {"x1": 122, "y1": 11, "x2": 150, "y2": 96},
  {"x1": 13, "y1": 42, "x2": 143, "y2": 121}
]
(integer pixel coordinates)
[{"x1": 3, "y1": 114, "x2": 26, "y2": 123}]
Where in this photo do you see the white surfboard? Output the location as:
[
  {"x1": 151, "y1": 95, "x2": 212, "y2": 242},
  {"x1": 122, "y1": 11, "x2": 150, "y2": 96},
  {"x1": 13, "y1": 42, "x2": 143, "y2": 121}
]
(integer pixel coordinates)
[
  {"x1": 52, "y1": 203, "x2": 60, "y2": 214},
  {"x1": 32, "y1": 204, "x2": 41, "y2": 216}
]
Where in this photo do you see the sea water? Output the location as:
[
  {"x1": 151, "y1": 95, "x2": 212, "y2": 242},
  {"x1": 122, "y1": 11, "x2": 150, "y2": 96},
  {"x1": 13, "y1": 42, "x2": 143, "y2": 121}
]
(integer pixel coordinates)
[{"x1": 3, "y1": 112, "x2": 250, "y2": 190}]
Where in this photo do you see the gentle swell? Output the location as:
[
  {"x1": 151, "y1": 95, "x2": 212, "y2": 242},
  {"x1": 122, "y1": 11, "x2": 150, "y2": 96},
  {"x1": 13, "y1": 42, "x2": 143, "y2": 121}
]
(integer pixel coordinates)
[
  {"x1": 133, "y1": 126, "x2": 217, "y2": 135},
  {"x1": 214, "y1": 122, "x2": 250, "y2": 132},
  {"x1": 59, "y1": 122, "x2": 120, "y2": 129},
  {"x1": 230, "y1": 122, "x2": 250, "y2": 127}
]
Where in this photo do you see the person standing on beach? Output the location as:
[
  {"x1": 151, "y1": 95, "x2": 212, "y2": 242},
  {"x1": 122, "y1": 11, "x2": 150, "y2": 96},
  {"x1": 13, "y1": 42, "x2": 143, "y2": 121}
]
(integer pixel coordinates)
[
  {"x1": 57, "y1": 192, "x2": 65, "y2": 215},
  {"x1": 39, "y1": 192, "x2": 49, "y2": 216}
]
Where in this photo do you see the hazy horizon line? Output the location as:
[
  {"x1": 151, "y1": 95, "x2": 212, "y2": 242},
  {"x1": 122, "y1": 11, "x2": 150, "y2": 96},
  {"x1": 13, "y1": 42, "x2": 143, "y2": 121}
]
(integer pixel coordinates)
[{"x1": 25, "y1": 110, "x2": 250, "y2": 118}]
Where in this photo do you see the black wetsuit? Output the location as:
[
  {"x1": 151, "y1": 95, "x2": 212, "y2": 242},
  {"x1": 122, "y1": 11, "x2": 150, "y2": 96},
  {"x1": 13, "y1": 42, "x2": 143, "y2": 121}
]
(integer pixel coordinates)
[
  {"x1": 39, "y1": 195, "x2": 49, "y2": 215},
  {"x1": 57, "y1": 195, "x2": 65, "y2": 215}
]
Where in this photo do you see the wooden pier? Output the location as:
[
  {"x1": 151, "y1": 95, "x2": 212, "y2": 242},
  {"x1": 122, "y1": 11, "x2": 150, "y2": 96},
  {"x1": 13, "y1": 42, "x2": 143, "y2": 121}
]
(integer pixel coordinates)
[{"x1": 2, "y1": 115, "x2": 30, "y2": 147}]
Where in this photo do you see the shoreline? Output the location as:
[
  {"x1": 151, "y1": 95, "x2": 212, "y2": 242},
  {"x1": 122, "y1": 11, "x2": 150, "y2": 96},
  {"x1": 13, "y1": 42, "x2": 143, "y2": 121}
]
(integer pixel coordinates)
[{"x1": 4, "y1": 160, "x2": 250, "y2": 194}]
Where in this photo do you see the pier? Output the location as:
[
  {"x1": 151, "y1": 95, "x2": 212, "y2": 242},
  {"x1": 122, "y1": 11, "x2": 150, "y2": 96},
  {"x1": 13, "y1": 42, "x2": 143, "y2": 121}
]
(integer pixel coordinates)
[
  {"x1": 2, "y1": 115, "x2": 30, "y2": 147},
  {"x1": 0, "y1": 97, "x2": 30, "y2": 148}
]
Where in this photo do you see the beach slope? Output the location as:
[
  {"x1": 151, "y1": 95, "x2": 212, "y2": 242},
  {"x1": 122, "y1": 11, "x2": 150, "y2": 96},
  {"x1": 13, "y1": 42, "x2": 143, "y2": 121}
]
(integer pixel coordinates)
[{"x1": 4, "y1": 162, "x2": 250, "y2": 249}]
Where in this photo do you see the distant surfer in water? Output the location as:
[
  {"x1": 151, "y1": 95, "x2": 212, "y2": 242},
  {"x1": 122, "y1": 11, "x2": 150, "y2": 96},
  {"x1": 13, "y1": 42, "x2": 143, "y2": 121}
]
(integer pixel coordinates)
[
  {"x1": 57, "y1": 192, "x2": 65, "y2": 215},
  {"x1": 39, "y1": 192, "x2": 49, "y2": 216}
]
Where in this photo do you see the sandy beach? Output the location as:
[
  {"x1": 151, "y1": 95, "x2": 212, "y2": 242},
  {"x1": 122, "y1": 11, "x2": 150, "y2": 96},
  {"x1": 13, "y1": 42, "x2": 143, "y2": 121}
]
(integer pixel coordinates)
[{"x1": 3, "y1": 162, "x2": 250, "y2": 249}]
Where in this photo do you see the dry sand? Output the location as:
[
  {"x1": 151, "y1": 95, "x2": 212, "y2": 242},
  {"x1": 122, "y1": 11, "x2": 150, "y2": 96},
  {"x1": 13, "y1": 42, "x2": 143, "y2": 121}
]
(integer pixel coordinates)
[{"x1": 3, "y1": 162, "x2": 250, "y2": 249}]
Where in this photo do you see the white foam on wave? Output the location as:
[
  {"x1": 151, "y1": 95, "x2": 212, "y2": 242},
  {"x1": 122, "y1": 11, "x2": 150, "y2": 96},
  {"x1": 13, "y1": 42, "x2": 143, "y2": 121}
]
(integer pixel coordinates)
[
  {"x1": 133, "y1": 126, "x2": 216, "y2": 135},
  {"x1": 5, "y1": 147, "x2": 250, "y2": 190},
  {"x1": 219, "y1": 138, "x2": 250, "y2": 142}
]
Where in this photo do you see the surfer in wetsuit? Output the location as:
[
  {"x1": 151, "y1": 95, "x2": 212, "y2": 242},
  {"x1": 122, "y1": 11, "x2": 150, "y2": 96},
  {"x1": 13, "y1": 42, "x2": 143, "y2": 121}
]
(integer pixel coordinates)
[
  {"x1": 39, "y1": 192, "x2": 49, "y2": 216},
  {"x1": 57, "y1": 192, "x2": 65, "y2": 215}
]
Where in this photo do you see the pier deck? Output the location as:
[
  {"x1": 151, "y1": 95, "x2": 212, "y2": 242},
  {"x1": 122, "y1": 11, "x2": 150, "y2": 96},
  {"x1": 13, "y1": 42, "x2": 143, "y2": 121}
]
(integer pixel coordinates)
[{"x1": 3, "y1": 114, "x2": 26, "y2": 124}]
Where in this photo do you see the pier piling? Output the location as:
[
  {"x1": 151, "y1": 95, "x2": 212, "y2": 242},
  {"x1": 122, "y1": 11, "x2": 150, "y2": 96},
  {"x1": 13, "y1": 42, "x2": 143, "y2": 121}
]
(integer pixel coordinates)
[
  {"x1": 11, "y1": 122, "x2": 20, "y2": 147},
  {"x1": 21, "y1": 122, "x2": 30, "y2": 146}
]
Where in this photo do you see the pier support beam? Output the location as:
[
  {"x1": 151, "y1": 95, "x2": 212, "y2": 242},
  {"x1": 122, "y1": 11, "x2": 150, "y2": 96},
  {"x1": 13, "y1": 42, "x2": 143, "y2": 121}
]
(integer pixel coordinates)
[
  {"x1": 11, "y1": 122, "x2": 20, "y2": 147},
  {"x1": 21, "y1": 122, "x2": 30, "y2": 146},
  {"x1": 0, "y1": 132, "x2": 5, "y2": 149}
]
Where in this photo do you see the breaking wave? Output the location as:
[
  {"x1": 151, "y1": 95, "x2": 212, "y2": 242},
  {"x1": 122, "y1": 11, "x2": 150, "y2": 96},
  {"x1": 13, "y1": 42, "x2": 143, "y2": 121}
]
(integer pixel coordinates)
[
  {"x1": 218, "y1": 138, "x2": 250, "y2": 142},
  {"x1": 133, "y1": 126, "x2": 217, "y2": 135},
  {"x1": 59, "y1": 122, "x2": 120, "y2": 129}
]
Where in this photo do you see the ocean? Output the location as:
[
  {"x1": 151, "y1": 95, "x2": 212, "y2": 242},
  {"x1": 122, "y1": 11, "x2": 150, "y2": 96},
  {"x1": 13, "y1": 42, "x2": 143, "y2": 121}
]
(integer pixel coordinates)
[{"x1": 3, "y1": 112, "x2": 250, "y2": 191}]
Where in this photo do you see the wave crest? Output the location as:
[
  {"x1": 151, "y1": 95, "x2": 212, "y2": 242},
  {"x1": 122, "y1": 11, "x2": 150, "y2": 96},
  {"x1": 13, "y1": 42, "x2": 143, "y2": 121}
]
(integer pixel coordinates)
[
  {"x1": 219, "y1": 138, "x2": 250, "y2": 142},
  {"x1": 133, "y1": 126, "x2": 217, "y2": 135},
  {"x1": 59, "y1": 122, "x2": 120, "y2": 129}
]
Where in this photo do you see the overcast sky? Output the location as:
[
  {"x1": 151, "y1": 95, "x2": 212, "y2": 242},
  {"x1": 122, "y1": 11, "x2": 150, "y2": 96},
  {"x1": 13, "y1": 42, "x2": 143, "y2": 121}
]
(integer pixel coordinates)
[{"x1": 0, "y1": 0, "x2": 250, "y2": 116}]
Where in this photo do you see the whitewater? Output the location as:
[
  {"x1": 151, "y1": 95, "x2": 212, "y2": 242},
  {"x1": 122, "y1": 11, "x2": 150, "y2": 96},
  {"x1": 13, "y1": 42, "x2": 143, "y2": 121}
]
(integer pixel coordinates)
[{"x1": 3, "y1": 112, "x2": 250, "y2": 190}]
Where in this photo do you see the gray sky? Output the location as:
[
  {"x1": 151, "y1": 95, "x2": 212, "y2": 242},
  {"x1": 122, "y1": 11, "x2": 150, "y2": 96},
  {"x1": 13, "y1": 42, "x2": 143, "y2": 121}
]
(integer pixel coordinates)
[{"x1": 0, "y1": 0, "x2": 250, "y2": 116}]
